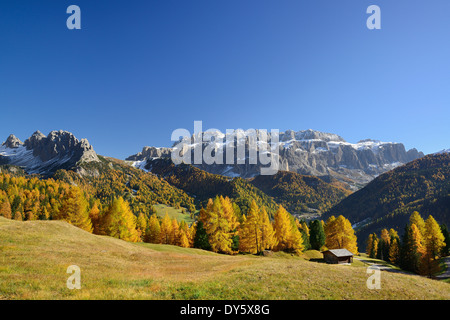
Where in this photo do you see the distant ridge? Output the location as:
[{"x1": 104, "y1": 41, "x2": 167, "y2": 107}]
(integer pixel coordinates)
[{"x1": 127, "y1": 129, "x2": 424, "y2": 190}]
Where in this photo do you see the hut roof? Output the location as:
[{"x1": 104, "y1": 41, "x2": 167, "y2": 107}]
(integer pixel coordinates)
[{"x1": 322, "y1": 249, "x2": 354, "y2": 257}]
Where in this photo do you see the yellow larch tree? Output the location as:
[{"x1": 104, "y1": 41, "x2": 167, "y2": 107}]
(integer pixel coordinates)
[
  {"x1": 57, "y1": 187, "x2": 92, "y2": 233},
  {"x1": 259, "y1": 207, "x2": 277, "y2": 252},
  {"x1": 144, "y1": 214, "x2": 161, "y2": 244},
  {"x1": 171, "y1": 218, "x2": 180, "y2": 245},
  {"x1": 203, "y1": 197, "x2": 235, "y2": 254},
  {"x1": 273, "y1": 205, "x2": 304, "y2": 254},
  {"x1": 239, "y1": 200, "x2": 261, "y2": 254},
  {"x1": 421, "y1": 215, "x2": 446, "y2": 277},
  {"x1": 410, "y1": 211, "x2": 426, "y2": 237},
  {"x1": 102, "y1": 197, "x2": 139, "y2": 242},
  {"x1": 324, "y1": 215, "x2": 358, "y2": 254},
  {"x1": 159, "y1": 213, "x2": 173, "y2": 244}
]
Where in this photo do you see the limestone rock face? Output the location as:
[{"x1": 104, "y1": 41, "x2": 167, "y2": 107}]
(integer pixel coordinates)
[
  {"x1": 2, "y1": 134, "x2": 23, "y2": 149},
  {"x1": 0, "y1": 130, "x2": 99, "y2": 176},
  {"x1": 127, "y1": 129, "x2": 424, "y2": 190}
]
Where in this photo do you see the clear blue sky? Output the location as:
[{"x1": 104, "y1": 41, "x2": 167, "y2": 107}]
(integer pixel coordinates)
[{"x1": 1, "y1": 0, "x2": 449, "y2": 159}]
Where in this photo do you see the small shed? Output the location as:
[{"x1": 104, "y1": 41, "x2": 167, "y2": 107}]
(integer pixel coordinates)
[{"x1": 322, "y1": 249, "x2": 354, "y2": 264}]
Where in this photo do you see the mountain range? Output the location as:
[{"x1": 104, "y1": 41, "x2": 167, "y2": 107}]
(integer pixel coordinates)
[
  {"x1": 127, "y1": 129, "x2": 424, "y2": 190},
  {"x1": 1, "y1": 129, "x2": 448, "y2": 239}
]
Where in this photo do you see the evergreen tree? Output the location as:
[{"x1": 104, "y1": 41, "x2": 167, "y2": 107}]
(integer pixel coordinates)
[
  {"x1": 299, "y1": 221, "x2": 311, "y2": 251},
  {"x1": 309, "y1": 220, "x2": 326, "y2": 251},
  {"x1": 193, "y1": 221, "x2": 211, "y2": 251},
  {"x1": 440, "y1": 224, "x2": 450, "y2": 257}
]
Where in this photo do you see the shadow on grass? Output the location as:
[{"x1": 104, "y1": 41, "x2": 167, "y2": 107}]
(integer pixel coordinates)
[{"x1": 309, "y1": 258, "x2": 326, "y2": 264}]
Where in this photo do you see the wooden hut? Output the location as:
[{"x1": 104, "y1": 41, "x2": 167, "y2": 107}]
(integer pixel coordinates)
[{"x1": 322, "y1": 249, "x2": 354, "y2": 264}]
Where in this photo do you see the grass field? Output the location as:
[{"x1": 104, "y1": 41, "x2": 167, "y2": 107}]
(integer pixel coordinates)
[
  {"x1": 152, "y1": 204, "x2": 195, "y2": 224},
  {"x1": 0, "y1": 217, "x2": 449, "y2": 300}
]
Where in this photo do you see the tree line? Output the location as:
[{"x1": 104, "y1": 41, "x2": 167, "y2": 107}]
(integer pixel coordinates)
[
  {"x1": 0, "y1": 172, "x2": 359, "y2": 257},
  {"x1": 366, "y1": 211, "x2": 449, "y2": 277}
]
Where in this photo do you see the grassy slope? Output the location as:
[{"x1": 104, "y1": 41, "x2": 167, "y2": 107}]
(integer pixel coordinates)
[
  {"x1": 152, "y1": 204, "x2": 195, "y2": 224},
  {"x1": 0, "y1": 217, "x2": 449, "y2": 300}
]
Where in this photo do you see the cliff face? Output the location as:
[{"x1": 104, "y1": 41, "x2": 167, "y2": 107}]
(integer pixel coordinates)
[
  {"x1": 0, "y1": 130, "x2": 99, "y2": 176},
  {"x1": 127, "y1": 129, "x2": 424, "y2": 190}
]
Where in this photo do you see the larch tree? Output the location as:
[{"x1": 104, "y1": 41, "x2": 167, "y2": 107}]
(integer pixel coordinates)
[
  {"x1": 89, "y1": 202, "x2": 101, "y2": 234},
  {"x1": 0, "y1": 196, "x2": 12, "y2": 219},
  {"x1": 57, "y1": 187, "x2": 92, "y2": 233},
  {"x1": 378, "y1": 228, "x2": 391, "y2": 261},
  {"x1": 159, "y1": 213, "x2": 173, "y2": 245},
  {"x1": 102, "y1": 197, "x2": 140, "y2": 242},
  {"x1": 171, "y1": 218, "x2": 180, "y2": 245},
  {"x1": 204, "y1": 197, "x2": 234, "y2": 254},
  {"x1": 401, "y1": 223, "x2": 425, "y2": 273},
  {"x1": 273, "y1": 205, "x2": 304, "y2": 254},
  {"x1": 389, "y1": 237, "x2": 400, "y2": 264},
  {"x1": 370, "y1": 234, "x2": 378, "y2": 259},
  {"x1": 409, "y1": 211, "x2": 426, "y2": 237},
  {"x1": 273, "y1": 205, "x2": 293, "y2": 252},
  {"x1": 239, "y1": 200, "x2": 261, "y2": 254},
  {"x1": 220, "y1": 196, "x2": 240, "y2": 251},
  {"x1": 259, "y1": 207, "x2": 277, "y2": 252},
  {"x1": 324, "y1": 215, "x2": 358, "y2": 254},
  {"x1": 366, "y1": 234, "x2": 374, "y2": 257},
  {"x1": 424, "y1": 215, "x2": 446, "y2": 258},
  {"x1": 178, "y1": 228, "x2": 190, "y2": 248},
  {"x1": 136, "y1": 212, "x2": 148, "y2": 241},
  {"x1": 421, "y1": 215, "x2": 446, "y2": 277},
  {"x1": 144, "y1": 214, "x2": 161, "y2": 244}
]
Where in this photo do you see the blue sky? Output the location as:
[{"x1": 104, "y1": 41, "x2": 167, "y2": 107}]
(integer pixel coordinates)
[{"x1": 0, "y1": 0, "x2": 449, "y2": 159}]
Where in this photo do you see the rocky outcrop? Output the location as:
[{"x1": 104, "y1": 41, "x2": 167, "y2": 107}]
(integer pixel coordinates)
[
  {"x1": 1, "y1": 134, "x2": 23, "y2": 149},
  {"x1": 126, "y1": 146, "x2": 172, "y2": 161},
  {"x1": 0, "y1": 130, "x2": 99, "y2": 176}
]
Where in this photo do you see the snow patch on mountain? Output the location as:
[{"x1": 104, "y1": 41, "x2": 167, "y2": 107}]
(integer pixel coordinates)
[{"x1": 0, "y1": 131, "x2": 99, "y2": 176}]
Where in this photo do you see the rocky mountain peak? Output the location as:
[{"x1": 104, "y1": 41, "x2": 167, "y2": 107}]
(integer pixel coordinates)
[
  {"x1": 0, "y1": 130, "x2": 99, "y2": 176},
  {"x1": 2, "y1": 134, "x2": 23, "y2": 148},
  {"x1": 127, "y1": 129, "x2": 424, "y2": 190}
]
